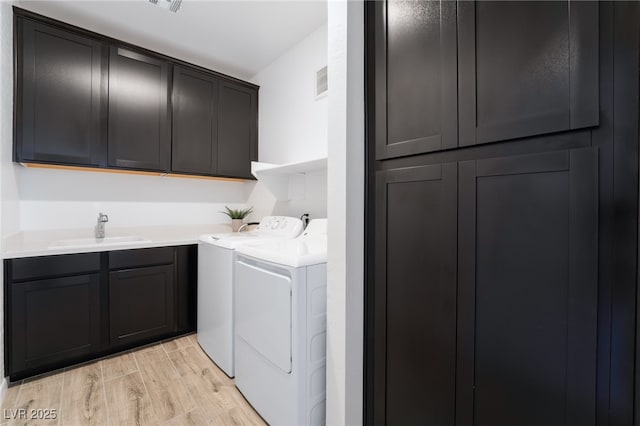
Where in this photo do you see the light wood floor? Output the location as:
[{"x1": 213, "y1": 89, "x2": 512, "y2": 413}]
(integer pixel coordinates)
[{"x1": 0, "y1": 334, "x2": 266, "y2": 426}]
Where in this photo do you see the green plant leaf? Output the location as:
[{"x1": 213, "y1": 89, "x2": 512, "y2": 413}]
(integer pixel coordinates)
[{"x1": 220, "y1": 206, "x2": 254, "y2": 219}]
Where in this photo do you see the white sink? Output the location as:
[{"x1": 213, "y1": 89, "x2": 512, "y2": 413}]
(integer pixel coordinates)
[{"x1": 48, "y1": 236, "x2": 150, "y2": 249}]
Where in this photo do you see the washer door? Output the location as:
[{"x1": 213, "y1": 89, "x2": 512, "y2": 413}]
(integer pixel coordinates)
[{"x1": 235, "y1": 260, "x2": 292, "y2": 373}]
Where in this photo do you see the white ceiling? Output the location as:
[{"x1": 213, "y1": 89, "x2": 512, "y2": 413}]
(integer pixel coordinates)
[{"x1": 15, "y1": 0, "x2": 328, "y2": 80}]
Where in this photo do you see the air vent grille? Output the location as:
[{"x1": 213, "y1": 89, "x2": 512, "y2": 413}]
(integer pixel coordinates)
[
  {"x1": 316, "y1": 66, "x2": 328, "y2": 99},
  {"x1": 148, "y1": 0, "x2": 182, "y2": 13}
]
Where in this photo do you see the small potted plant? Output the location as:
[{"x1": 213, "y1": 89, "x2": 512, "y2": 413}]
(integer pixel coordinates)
[{"x1": 221, "y1": 206, "x2": 254, "y2": 232}]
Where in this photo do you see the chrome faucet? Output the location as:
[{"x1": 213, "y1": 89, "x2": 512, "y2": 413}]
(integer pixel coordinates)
[
  {"x1": 96, "y1": 212, "x2": 109, "y2": 239},
  {"x1": 300, "y1": 213, "x2": 310, "y2": 229}
]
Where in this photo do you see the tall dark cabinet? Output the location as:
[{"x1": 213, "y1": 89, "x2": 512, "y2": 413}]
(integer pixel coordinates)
[{"x1": 366, "y1": 1, "x2": 639, "y2": 425}]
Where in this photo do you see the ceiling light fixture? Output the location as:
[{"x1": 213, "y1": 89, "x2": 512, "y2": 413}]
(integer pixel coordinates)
[{"x1": 148, "y1": 0, "x2": 182, "y2": 13}]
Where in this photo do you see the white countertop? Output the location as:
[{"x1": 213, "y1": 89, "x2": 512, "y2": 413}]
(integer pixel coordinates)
[{"x1": 2, "y1": 224, "x2": 235, "y2": 259}]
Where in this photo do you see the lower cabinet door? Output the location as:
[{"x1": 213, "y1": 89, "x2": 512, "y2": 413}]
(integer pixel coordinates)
[
  {"x1": 109, "y1": 265, "x2": 175, "y2": 347},
  {"x1": 374, "y1": 163, "x2": 458, "y2": 425},
  {"x1": 457, "y1": 148, "x2": 599, "y2": 426},
  {"x1": 10, "y1": 273, "x2": 101, "y2": 376}
]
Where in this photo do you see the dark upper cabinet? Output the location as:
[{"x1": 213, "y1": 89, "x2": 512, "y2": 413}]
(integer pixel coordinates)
[
  {"x1": 374, "y1": 163, "x2": 457, "y2": 425},
  {"x1": 108, "y1": 47, "x2": 171, "y2": 172},
  {"x1": 373, "y1": 0, "x2": 458, "y2": 160},
  {"x1": 14, "y1": 9, "x2": 258, "y2": 179},
  {"x1": 217, "y1": 81, "x2": 258, "y2": 179},
  {"x1": 172, "y1": 66, "x2": 219, "y2": 175},
  {"x1": 457, "y1": 148, "x2": 598, "y2": 425},
  {"x1": 458, "y1": 1, "x2": 599, "y2": 146},
  {"x1": 15, "y1": 18, "x2": 106, "y2": 166}
]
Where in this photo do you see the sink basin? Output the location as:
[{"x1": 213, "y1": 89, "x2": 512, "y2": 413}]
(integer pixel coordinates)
[{"x1": 48, "y1": 236, "x2": 150, "y2": 249}]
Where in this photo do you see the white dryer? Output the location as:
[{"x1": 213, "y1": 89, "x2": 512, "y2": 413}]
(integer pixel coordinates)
[
  {"x1": 234, "y1": 219, "x2": 327, "y2": 426},
  {"x1": 197, "y1": 216, "x2": 303, "y2": 377}
]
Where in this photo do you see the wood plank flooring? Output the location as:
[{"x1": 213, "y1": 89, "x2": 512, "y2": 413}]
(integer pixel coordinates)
[{"x1": 0, "y1": 335, "x2": 266, "y2": 426}]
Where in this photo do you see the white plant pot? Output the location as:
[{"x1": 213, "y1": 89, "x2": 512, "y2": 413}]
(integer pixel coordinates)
[{"x1": 231, "y1": 219, "x2": 243, "y2": 232}]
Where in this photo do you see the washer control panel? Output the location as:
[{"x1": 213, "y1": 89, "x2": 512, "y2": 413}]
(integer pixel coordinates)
[{"x1": 254, "y1": 216, "x2": 303, "y2": 238}]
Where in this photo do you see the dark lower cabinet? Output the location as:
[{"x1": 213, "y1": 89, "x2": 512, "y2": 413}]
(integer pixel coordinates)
[
  {"x1": 5, "y1": 245, "x2": 197, "y2": 381},
  {"x1": 109, "y1": 265, "x2": 175, "y2": 348},
  {"x1": 10, "y1": 274, "x2": 101, "y2": 376},
  {"x1": 176, "y1": 245, "x2": 197, "y2": 333}
]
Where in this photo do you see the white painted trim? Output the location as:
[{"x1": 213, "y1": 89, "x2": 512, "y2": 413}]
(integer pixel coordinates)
[
  {"x1": 326, "y1": 1, "x2": 365, "y2": 425},
  {"x1": 0, "y1": 377, "x2": 8, "y2": 405}
]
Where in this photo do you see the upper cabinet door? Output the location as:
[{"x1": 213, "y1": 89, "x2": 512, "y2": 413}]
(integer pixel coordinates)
[
  {"x1": 458, "y1": 1, "x2": 599, "y2": 146},
  {"x1": 217, "y1": 81, "x2": 257, "y2": 179},
  {"x1": 108, "y1": 47, "x2": 171, "y2": 172},
  {"x1": 16, "y1": 19, "x2": 106, "y2": 166},
  {"x1": 374, "y1": 0, "x2": 458, "y2": 160},
  {"x1": 172, "y1": 66, "x2": 218, "y2": 176}
]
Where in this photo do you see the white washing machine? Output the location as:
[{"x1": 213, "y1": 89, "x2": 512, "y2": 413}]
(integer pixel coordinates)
[
  {"x1": 234, "y1": 219, "x2": 327, "y2": 426},
  {"x1": 197, "y1": 216, "x2": 303, "y2": 377}
]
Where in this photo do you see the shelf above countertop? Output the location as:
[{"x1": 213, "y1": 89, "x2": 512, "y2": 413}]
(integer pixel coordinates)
[
  {"x1": 251, "y1": 157, "x2": 327, "y2": 176},
  {"x1": 251, "y1": 157, "x2": 327, "y2": 200}
]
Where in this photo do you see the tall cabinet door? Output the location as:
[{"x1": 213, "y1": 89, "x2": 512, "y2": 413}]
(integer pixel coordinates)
[
  {"x1": 17, "y1": 19, "x2": 105, "y2": 166},
  {"x1": 108, "y1": 47, "x2": 171, "y2": 171},
  {"x1": 217, "y1": 81, "x2": 258, "y2": 179},
  {"x1": 374, "y1": 163, "x2": 457, "y2": 425},
  {"x1": 457, "y1": 148, "x2": 598, "y2": 426},
  {"x1": 458, "y1": 1, "x2": 599, "y2": 146},
  {"x1": 373, "y1": 0, "x2": 457, "y2": 159},
  {"x1": 172, "y1": 66, "x2": 218, "y2": 175}
]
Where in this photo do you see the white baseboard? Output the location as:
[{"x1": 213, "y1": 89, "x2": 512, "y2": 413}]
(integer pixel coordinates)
[{"x1": 0, "y1": 377, "x2": 7, "y2": 405}]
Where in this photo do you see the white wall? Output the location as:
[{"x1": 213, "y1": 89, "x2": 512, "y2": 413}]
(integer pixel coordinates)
[
  {"x1": 326, "y1": 1, "x2": 364, "y2": 425},
  {"x1": 1, "y1": 1, "x2": 256, "y2": 234},
  {"x1": 245, "y1": 170, "x2": 327, "y2": 221},
  {"x1": 246, "y1": 23, "x2": 328, "y2": 221},
  {"x1": 17, "y1": 167, "x2": 248, "y2": 230},
  {"x1": 251, "y1": 23, "x2": 328, "y2": 164}
]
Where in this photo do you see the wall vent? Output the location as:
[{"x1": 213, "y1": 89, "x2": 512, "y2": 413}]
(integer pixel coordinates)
[
  {"x1": 316, "y1": 66, "x2": 328, "y2": 99},
  {"x1": 148, "y1": 0, "x2": 182, "y2": 13}
]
